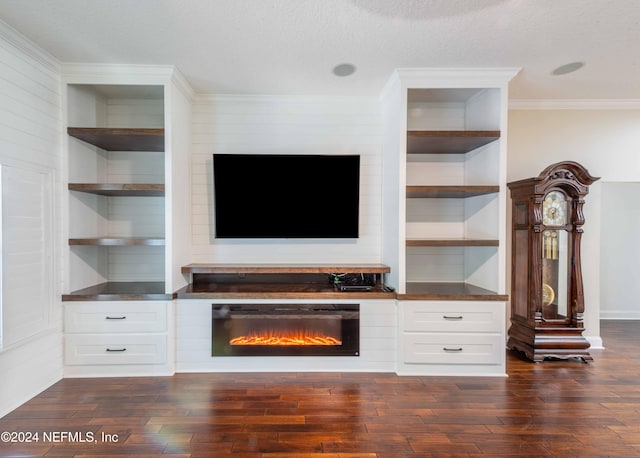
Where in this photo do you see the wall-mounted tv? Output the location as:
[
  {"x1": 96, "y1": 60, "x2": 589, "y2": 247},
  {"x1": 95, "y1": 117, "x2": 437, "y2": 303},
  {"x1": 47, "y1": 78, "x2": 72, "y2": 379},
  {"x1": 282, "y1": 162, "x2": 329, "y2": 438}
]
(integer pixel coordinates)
[{"x1": 213, "y1": 153, "x2": 360, "y2": 238}]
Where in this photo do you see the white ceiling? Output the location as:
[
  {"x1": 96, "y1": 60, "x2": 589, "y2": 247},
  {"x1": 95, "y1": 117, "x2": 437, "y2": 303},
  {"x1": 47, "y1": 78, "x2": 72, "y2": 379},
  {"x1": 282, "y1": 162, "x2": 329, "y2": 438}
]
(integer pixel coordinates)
[{"x1": 0, "y1": 0, "x2": 638, "y2": 100}]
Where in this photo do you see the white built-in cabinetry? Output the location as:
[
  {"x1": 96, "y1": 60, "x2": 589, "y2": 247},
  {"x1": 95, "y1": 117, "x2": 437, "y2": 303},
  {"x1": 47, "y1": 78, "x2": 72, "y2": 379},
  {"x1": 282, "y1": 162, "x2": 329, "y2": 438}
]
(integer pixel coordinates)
[
  {"x1": 64, "y1": 301, "x2": 174, "y2": 376},
  {"x1": 382, "y1": 69, "x2": 519, "y2": 376},
  {"x1": 61, "y1": 66, "x2": 192, "y2": 376}
]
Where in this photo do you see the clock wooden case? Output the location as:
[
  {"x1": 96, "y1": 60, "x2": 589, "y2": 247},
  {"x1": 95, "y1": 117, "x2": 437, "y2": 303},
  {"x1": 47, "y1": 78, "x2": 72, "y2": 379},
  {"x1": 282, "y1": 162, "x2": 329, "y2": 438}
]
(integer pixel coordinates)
[{"x1": 507, "y1": 161, "x2": 599, "y2": 362}]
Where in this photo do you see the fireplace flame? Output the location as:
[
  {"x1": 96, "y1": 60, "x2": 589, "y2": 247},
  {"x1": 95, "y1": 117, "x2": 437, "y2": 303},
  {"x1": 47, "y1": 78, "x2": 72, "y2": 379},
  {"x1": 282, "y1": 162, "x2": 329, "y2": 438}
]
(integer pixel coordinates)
[{"x1": 230, "y1": 329, "x2": 342, "y2": 346}]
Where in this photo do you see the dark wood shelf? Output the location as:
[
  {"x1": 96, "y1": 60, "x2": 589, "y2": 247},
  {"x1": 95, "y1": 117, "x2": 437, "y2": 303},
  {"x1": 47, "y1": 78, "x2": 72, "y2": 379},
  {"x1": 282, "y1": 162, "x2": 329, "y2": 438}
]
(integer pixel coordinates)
[
  {"x1": 67, "y1": 127, "x2": 165, "y2": 152},
  {"x1": 406, "y1": 239, "x2": 499, "y2": 247},
  {"x1": 69, "y1": 237, "x2": 165, "y2": 246},
  {"x1": 407, "y1": 130, "x2": 500, "y2": 154},
  {"x1": 178, "y1": 263, "x2": 394, "y2": 299},
  {"x1": 181, "y1": 263, "x2": 391, "y2": 275},
  {"x1": 62, "y1": 281, "x2": 171, "y2": 301},
  {"x1": 398, "y1": 282, "x2": 508, "y2": 301},
  {"x1": 68, "y1": 183, "x2": 165, "y2": 196},
  {"x1": 406, "y1": 185, "x2": 500, "y2": 198}
]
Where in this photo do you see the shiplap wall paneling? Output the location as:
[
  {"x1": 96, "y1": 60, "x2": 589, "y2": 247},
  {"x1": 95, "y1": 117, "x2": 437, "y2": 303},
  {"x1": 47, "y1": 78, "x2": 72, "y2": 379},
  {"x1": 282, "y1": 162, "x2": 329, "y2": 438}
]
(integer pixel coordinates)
[
  {"x1": 191, "y1": 95, "x2": 382, "y2": 264},
  {"x1": 0, "y1": 22, "x2": 63, "y2": 417},
  {"x1": 1, "y1": 165, "x2": 53, "y2": 346}
]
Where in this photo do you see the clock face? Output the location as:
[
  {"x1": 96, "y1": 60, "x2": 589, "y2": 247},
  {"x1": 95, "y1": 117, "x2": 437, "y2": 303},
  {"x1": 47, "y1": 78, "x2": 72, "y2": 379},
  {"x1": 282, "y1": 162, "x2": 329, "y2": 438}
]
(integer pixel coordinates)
[{"x1": 543, "y1": 191, "x2": 568, "y2": 226}]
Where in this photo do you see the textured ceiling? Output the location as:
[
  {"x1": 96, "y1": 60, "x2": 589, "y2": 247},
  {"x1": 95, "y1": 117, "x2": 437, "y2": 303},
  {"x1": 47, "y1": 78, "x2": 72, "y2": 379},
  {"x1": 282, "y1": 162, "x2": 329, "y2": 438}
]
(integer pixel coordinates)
[{"x1": 0, "y1": 0, "x2": 638, "y2": 99}]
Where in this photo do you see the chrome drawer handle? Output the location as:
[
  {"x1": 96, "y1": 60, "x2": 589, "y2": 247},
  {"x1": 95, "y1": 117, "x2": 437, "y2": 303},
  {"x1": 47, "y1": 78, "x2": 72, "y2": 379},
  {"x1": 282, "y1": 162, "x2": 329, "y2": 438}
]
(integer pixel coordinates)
[
  {"x1": 443, "y1": 347, "x2": 463, "y2": 352},
  {"x1": 105, "y1": 316, "x2": 126, "y2": 320},
  {"x1": 443, "y1": 315, "x2": 463, "y2": 320},
  {"x1": 106, "y1": 348, "x2": 127, "y2": 352}
]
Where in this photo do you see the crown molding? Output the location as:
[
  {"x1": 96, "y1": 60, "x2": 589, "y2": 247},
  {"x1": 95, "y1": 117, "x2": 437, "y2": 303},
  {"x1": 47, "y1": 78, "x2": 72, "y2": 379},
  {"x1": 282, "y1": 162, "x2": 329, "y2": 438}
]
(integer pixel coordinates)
[
  {"x1": 60, "y1": 63, "x2": 179, "y2": 85},
  {"x1": 0, "y1": 19, "x2": 59, "y2": 75},
  {"x1": 169, "y1": 67, "x2": 196, "y2": 101},
  {"x1": 509, "y1": 99, "x2": 640, "y2": 110}
]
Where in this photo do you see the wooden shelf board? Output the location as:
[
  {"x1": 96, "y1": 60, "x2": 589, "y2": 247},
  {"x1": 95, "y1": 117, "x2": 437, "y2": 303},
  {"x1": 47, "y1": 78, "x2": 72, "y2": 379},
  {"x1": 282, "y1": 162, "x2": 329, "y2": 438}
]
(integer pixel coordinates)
[
  {"x1": 406, "y1": 239, "x2": 499, "y2": 247},
  {"x1": 67, "y1": 127, "x2": 165, "y2": 152},
  {"x1": 407, "y1": 130, "x2": 500, "y2": 154},
  {"x1": 62, "y1": 281, "x2": 171, "y2": 301},
  {"x1": 68, "y1": 183, "x2": 165, "y2": 196},
  {"x1": 181, "y1": 263, "x2": 391, "y2": 275},
  {"x1": 406, "y1": 185, "x2": 500, "y2": 198},
  {"x1": 398, "y1": 282, "x2": 508, "y2": 301},
  {"x1": 69, "y1": 237, "x2": 165, "y2": 246}
]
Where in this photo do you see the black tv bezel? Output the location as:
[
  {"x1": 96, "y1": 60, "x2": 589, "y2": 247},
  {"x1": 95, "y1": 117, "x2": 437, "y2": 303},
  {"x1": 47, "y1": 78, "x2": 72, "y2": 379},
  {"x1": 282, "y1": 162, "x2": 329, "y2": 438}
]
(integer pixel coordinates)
[{"x1": 212, "y1": 153, "x2": 360, "y2": 239}]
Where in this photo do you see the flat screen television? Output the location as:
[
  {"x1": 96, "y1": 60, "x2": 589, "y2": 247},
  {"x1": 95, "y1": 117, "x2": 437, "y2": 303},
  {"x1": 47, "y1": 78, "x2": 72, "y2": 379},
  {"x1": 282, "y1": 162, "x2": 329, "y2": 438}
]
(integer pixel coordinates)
[{"x1": 213, "y1": 153, "x2": 360, "y2": 238}]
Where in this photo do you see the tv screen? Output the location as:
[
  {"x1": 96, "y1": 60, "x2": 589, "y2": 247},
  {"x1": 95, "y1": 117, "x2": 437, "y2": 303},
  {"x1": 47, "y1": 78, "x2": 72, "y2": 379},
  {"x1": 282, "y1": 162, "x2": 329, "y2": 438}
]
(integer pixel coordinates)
[{"x1": 213, "y1": 154, "x2": 360, "y2": 238}]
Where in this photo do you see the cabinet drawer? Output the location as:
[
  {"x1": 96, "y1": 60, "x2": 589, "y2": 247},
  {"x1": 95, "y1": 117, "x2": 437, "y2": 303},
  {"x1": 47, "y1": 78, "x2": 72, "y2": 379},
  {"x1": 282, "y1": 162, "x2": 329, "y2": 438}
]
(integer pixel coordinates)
[
  {"x1": 403, "y1": 333, "x2": 503, "y2": 365},
  {"x1": 65, "y1": 302, "x2": 167, "y2": 333},
  {"x1": 65, "y1": 334, "x2": 167, "y2": 366},
  {"x1": 402, "y1": 301, "x2": 504, "y2": 333}
]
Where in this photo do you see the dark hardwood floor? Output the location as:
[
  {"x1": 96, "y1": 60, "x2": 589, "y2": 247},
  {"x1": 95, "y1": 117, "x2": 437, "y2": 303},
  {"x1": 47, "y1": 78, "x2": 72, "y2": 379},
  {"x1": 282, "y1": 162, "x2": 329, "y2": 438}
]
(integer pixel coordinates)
[{"x1": 1, "y1": 320, "x2": 639, "y2": 457}]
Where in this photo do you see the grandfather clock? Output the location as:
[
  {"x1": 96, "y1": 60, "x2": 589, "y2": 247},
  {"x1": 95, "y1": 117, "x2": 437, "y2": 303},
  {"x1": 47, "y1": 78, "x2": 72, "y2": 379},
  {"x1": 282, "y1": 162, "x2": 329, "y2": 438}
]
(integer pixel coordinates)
[{"x1": 507, "y1": 161, "x2": 599, "y2": 362}]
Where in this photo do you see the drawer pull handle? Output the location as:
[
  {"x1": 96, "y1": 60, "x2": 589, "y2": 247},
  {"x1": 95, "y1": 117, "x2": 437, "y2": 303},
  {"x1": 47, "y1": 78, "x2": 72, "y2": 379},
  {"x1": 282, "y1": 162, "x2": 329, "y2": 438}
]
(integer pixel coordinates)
[
  {"x1": 443, "y1": 347, "x2": 463, "y2": 352},
  {"x1": 443, "y1": 315, "x2": 463, "y2": 320},
  {"x1": 106, "y1": 348, "x2": 127, "y2": 352},
  {"x1": 105, "y1": 316, "x2": 127, "y2": 320}
]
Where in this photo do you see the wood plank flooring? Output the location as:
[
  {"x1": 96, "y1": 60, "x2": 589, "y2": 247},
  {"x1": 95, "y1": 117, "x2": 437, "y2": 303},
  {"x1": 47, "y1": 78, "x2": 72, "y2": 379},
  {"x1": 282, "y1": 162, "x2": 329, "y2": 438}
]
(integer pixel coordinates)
[{"x1": 1, "y1": 320, "x2": 640, "y2": 457}]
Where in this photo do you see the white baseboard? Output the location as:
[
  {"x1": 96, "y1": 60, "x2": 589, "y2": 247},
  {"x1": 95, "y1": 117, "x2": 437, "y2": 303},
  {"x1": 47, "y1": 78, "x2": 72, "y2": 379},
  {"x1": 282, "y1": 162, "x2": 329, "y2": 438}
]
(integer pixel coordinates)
[
  {"x1": 586, "y1": 335, "x2": 604, "y2": 350},
  {"x1": 600, "y1": 312, "x2": 640, "y2": 320}
]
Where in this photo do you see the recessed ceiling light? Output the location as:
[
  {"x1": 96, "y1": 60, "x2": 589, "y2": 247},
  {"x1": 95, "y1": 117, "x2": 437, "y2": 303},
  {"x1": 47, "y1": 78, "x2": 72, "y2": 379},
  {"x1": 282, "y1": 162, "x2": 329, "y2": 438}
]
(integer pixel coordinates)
[
  {"x1": 332, "y1": 63, "x2": 357, "y2": 77},
  {"x1": 551, "y1": 62, "x2": 585, "y2": 76}
]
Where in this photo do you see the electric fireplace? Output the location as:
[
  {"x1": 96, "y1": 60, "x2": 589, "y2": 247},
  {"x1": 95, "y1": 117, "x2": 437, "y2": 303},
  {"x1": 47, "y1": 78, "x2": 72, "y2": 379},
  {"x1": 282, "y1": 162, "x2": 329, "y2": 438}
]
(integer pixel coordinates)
[{"x1": 212, "y1": 304, "x2": 359, "y2": 356}]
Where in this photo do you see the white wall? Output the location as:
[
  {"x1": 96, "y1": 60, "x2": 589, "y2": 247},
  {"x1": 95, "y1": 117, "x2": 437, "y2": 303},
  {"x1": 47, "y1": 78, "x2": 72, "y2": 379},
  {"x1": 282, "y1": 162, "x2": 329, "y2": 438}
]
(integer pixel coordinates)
[
  {"x1": 600, "y1": 182, "x2": 640, "y2": 319},
  {"x1": 0, "y1": 22, "x2": 63, "y2": 417},
  {"x1": 507, "y1": 108, "x2": 640, "y2": 346},
  {"x1": 190, "y1": 95, "x2": 383, "y2": 264}
]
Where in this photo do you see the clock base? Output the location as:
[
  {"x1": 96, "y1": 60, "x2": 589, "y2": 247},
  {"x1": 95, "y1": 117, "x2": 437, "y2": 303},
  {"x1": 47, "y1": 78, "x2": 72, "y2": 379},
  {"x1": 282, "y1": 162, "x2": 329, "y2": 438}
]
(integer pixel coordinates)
[{"x1": 507, "y1": 321, "x2": 592, "y2": 363}]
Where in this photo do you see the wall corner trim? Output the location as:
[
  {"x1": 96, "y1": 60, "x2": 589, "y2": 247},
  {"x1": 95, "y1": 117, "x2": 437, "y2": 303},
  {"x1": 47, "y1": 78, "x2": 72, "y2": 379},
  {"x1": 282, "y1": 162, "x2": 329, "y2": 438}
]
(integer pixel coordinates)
[{"x1": 0, "y1": 18, "x2": 59, "y2": 74}]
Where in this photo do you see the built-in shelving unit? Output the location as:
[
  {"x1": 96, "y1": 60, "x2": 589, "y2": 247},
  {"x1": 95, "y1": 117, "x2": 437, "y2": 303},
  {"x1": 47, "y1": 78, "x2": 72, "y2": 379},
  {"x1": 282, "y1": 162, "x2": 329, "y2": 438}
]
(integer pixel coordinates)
[
  {"x1": 61, "y1": 68, "x2": 192, "y2": 378},
  {"x1": 398, "y1": 92, "x2": 508, "y2": 300},
  {"x1": 65, "y1": 85, "x2": 168, "y2": 301},
  {"x1": 380, "y1": 68, "x2": 519, "y2": 376}
]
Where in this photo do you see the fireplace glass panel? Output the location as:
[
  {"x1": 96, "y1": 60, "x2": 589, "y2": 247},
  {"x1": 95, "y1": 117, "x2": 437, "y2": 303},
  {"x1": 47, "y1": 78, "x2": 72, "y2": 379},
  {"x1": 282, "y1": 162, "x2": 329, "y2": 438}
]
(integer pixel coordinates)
[{"x1": 212, "y1": 304, "x2": 359, "y2": 356}]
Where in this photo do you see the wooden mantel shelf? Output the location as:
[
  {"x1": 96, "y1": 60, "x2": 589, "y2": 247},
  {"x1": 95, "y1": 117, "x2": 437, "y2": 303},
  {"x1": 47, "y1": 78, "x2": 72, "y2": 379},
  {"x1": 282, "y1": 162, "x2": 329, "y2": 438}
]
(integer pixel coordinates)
[
  {"x1": 181, "y1": 263, "x2": 391, "y2": 274},
  {"x1": 178, "y1": 263, "x2": 394, "y2": 299}
]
